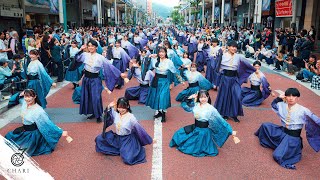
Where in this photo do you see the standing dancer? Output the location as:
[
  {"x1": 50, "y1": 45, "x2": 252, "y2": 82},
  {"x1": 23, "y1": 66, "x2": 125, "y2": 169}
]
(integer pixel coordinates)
[
  {"x1": 255, "y1": 88, "x2": 320, "y2": 169},
  {"x1": 71, "y1": 39, "x2": 121, "y2": 123},
  {"x1": 214, "y1": 41, "x2": 255, "y2": 122},
  {"x1": 145, "y1": 47, "x2": 183, "y2": 122},
  {"x1": 26, "y1": 49, "x2": 56, "y2": 108},
  {"x1": 110, "y1": 40, "x2": 131, "y2": 89},
  {"x1": 95, "y1": 97, "x2": 152, "y2": 165},
  {"x1": 65, "y1": 40, "x2": 82, "y2": 89}
]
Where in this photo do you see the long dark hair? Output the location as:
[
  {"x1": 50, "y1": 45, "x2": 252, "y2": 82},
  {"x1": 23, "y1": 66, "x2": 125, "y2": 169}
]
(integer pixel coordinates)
[
  {"x1": 155, "y1": 47, "x2": 168, "y2": 67},
  {"x1": 24, "y1": 89, "x2": 42, "y2": 107},
  {"x1": 116, "y1": 97, "x2": 132, "y2": 113},
  {"x1": 196, "y1": 90, "x2": 212, "y2": 104}
]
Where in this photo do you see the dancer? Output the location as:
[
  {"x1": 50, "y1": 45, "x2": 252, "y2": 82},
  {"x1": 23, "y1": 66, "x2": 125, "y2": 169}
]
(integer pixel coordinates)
[
  {"x1": 145, "y1": 47, "x2": 183, "y2": 122},
  {"x1": 95, "y1": 97, "x2": 152, "y2": 165},
  {"x1": 170, "y1": 90, "x2": 238, "y2": 157},
  {"x1": 176, "y1": 63, "x2": 212, "y2": 107},
  {"x1": 65, "y1": 40, "x2": 82, "y2": 89},
  {"x1": 5, "y1": 89, "x2": 70, "y2": 156},
  {"x1": 241, "y1": 61, "x2": 273, "y2": 106},
  {"x1": 26, "y1": 49, "x2": 56, "y2": 108},
  {"x1": 110, "y1": 40, "x2": 131, "y2": 89},
  {"x1": 255, "y1": 88, "x2": 320, "y2": 169},
  {"x1": 70, "y1": 39, "x2": 121, "y2": 123},
  {"x1": 123, "y1": 52, "x2": 154, "y2": 104},
  {"x1": 214, "y1": 41, "x2": 255, "y2": 122}
]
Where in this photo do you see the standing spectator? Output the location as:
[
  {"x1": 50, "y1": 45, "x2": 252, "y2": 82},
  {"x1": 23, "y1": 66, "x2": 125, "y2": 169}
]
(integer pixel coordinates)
[
  {"x1": 0, "y1": 32, "x2": 11, "y2": 60},
  {"x1": 255, "y1": 30, "x2": 261, "y2": 51},
  {"x1": 7, "y1": 31, "x2": 19, "y2": 60},
  {"x1": 49, "y1": 38, "x2": 64, "y2": 82},
  {"x1": 287, "y1": 28, "x2": 296, "y2": 54},
  {"x1": 40, "y1": 34, "x2": 51, "y2": 72}
]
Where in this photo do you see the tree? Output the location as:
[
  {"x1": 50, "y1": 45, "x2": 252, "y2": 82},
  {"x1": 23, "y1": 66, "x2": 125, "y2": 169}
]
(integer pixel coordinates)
[
  {"x1": 189, "y1": 0, "x2": 201, "y2": 27},
  {"x1": 170, "y1": 6, "x2": 184, "y2": 26}
]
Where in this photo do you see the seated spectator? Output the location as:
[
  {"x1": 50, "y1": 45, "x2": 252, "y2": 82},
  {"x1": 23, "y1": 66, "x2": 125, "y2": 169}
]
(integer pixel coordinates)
[
  {"x1": 257, "y1": 45, "x2": 273, "y2": 65},
  {"x1": 245, "y1": 44, "x2": 255, "y2": 58},
  {"x1": 273, "y1": 50, "x2": 286, "y2": 71},
  {"x1": 301, "y1": 55, "x2": 317, "y2": 82},
  {"x1": 284, "y1": 53, "x2": 298, "y2": 75},
  {"x1": 0, "y1": 58, "x2": 20, "y2": 90},
  {"x1": 311, "y1": 59, "x2": 320, "y2": 90}
]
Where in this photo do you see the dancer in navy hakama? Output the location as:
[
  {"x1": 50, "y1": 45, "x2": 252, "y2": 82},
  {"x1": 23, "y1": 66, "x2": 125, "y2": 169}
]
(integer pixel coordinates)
[
  {"x1": 123, "y1": 55, "x2": 154, "y2": 104},
  {"x1": 95, "y1": 97, "x2": 152, "y2": 165},
  {"x1": 241, "y1": 61, "x2": 272, "y2": 107},
  {"x1": 5, "y1": 89, "x2": 69, "y2": 156},
  {"x1": 110, "y1": 40, "x2": 131, "y2": 89},
  {"x1": 214, "y1": 41, "x2": 256, "y2": 122},
  {"x1": 170, "y1": 90, "x2": 236, "y2": 157},
  {"x1": 121, "y1": 35, "x2": 139, "y2": 59},
  {"x1": 70, "y1": 40, "x2": 121, "y2": 123},
  {"x1": 255, "y1": 88, "x2": 320, "y2": 169},
  {"x1": 195, "y1": 39, "x2": 209, "y2": 72},
  {"x1": 187, "y1": 33, "x2": 197, "y2": 60},
  {"x1": 205, "y1": 38, "x2": 221, "y2": 90}
]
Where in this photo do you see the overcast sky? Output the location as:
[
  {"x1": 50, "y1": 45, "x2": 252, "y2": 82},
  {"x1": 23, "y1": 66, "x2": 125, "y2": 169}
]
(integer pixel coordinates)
[{"x1": 154, "y1": 0, "x2": 179, "y2": 7}]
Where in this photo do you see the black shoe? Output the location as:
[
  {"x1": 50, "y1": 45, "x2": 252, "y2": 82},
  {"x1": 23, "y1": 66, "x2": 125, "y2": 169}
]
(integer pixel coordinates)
[
  {"x1": 87, "y1": 114, "x2": 95, "y2": 120},
  {"x1": 154, "y1": 111, "x2": 162, "y2": 118},
  {"x1": 96, "y1": 117, "x2": 102, "y2": 123},
  {"x1": 72, "y1": 83, "x2": 78, "y2": 89},
  {"x1": 232, "y1": 117, "x2": 240, "y2": 123},
  {"x1": 57, "y1": 79, "x2": 63, "y2": 82},
  {"x1": 223, "y1": 116, "x2": 229, "y2": 120},
  {"x1": 161, "y1": 111, "x2": 166, "y2": 122},
  {"x1": 115, "y1": 85, "x2": 122, "y2": 89}
]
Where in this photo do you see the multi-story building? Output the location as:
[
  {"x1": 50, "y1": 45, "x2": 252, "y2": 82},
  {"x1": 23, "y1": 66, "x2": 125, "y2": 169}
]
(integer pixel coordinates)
[{"x1": 147, "y1": 0, "x2": 152, "y2": 15}]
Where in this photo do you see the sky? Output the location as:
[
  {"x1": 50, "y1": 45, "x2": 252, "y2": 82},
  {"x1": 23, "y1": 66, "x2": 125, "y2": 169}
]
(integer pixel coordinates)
[{"x1": 154, "y1": 0, "x2": 179, "y2": 7}]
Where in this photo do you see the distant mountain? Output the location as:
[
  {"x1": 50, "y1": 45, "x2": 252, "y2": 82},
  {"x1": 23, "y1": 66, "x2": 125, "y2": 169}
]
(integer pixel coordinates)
[{"x1": 152, "y1": 2, "x2": 173, "y2": 18}]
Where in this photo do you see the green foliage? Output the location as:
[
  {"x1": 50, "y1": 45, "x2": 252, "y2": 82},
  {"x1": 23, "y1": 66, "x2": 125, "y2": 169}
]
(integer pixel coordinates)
[{"x1": 170, "y1": 9, "x2": 184, "y2": 26}]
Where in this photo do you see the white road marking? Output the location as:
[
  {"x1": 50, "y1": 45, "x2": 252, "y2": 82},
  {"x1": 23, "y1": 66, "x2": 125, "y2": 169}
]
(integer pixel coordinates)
[{"x1": 151, "y1": 117, "x2": 163, "y2": 180}]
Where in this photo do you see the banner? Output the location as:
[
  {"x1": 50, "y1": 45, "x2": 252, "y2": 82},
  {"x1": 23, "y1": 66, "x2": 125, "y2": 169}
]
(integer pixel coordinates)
[
  {"x1": 262, "y1": 0, "x2": 271, "y2": 11},
  {"x1": 276, "y1": 0, "x2": 292, "y2": 17},
  {"x1": 24, "y1": 0, "x2": 59, "y2": 13},
  {"x1": 224, "y1": 3, "x2": 230, "y2": 17},
  {"x1": 92, "y1": 4, "x2": 98, "y2": 17},
  {"x1": 214, "y1": 7, "x2": 220, "y2": 19}
]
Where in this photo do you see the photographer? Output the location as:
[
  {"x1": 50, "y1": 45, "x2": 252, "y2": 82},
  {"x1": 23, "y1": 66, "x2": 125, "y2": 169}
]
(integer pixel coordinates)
[{"x1": 301, "y1": 55, "x2": 317, "y2": 82}]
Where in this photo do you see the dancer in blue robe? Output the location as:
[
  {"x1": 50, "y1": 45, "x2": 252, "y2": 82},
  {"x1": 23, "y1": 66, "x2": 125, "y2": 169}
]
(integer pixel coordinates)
[
  {"x1": 205, "y1": 38, "x2": 221, "y2": 90},
  {"x1": 145, "y1": 47, "x2": 183, "y2": 122},
  {"x1": 26, "y1": 49, "x2": 55, "y2": 109},
  {"x1": 95, "y1": 97, "x2": 152, "y2": 165},
  {"x1": 170, "y1": 90, "x2": 236, "y2": 157},
  {"x1": 176, "y1": 63, "x2": 212, "y2": 110},
  {"x1": 241, "y1": 61, "x2": 272, "y2": 107},
  {"x1": 65, "y1": 40, "x2": 83, "y2": 89},
  {"x1": 5, "y1": 89, "x2": 69, "y2": 156},
  {"x1": 121, "y1": 35, "x2": 139, "y2": 59},
  {"x1": 255, "y1": 88, "x2": 320, "y2": 169},
  {"x1": 195, "y1": 39, "x2": 209, "y2": 72}
]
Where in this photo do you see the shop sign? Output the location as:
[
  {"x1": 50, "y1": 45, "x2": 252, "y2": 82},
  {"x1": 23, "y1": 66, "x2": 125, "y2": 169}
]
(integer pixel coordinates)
[
  {"x1": 0, "y1": 6, "x2": 23, "y2": 18},
  {"x1": 276, "y1": 0, "x2": 292, "y2": 17}
]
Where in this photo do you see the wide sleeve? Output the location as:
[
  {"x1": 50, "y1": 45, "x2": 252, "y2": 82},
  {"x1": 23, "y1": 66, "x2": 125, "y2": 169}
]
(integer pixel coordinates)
[
  {"x1": 102, "y1": 108, "x2": 115, "y2": 138},
  {"x1": 144, "y1": 70, "x2": 154, "y2": 83},
  {"x1": 120, "y1": 48, "x2": 131, "y2": 72},
  {"x1": 208, "y1": 107, "x2": 233, "y2": 147},
  {"x1": 34, "y1": 108, "x2": 63, "y2": 150},
  {"x1": 69, "y1": 51, "x2": 85, "y2": 71},
  {"x1": 36, "y1": 61, "x2": 53, "y2": 98},
  {"x1": 304, "y1": 108, "x2": 320, "y2": 152},
  {"x1": 238, "y1": 57, "x2": 256, "y2": 85},
  {"x1": 271, "y1": 97, "x2": 283, "y2": 113},
  {"x1": 132, "y1": 117, "x2": 153, "y2": 146},
  {"x1": 126, "y1": 42, "x2": 140, "y2": 59},
  {"x1": 197, "y1": 73, "x2": 213, "y2": 90},
  {"x1": 261, "y1": 75, "x2": 271, "y2": 100},
  {"x1": 102, "y1": 60, "x2": 121, "y2": 91}
]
